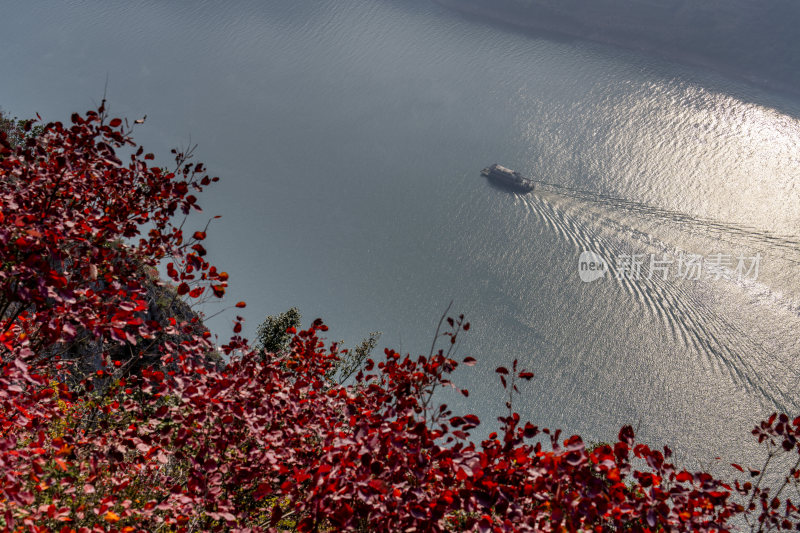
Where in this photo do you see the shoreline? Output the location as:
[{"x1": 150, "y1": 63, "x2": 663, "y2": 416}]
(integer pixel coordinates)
[{"x1": 434, "y1": 0, "x2": 800, "y2": 100}]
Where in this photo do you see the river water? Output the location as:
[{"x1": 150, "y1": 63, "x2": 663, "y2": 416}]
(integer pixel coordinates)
[{"x1": 2, "y1": 0, "x2": 799, "y2": 465}]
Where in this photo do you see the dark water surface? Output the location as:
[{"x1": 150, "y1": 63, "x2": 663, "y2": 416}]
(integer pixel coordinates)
[{"x1": 3, "y1": 0, "x2": 800, "y2": 465}]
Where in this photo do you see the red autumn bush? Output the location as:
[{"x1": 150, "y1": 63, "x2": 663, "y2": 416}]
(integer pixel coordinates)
[{"x1": 1, "y1": 106, "x2": 799, "y2": 532}]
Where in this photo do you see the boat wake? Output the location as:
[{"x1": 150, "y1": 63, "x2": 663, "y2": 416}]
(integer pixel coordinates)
[
  {"x1": 534, "y1": 180, "x2": 800, "y2": 265},
  {"x1": 517, "y1": 187, "x2": 800, "y2": 412}
]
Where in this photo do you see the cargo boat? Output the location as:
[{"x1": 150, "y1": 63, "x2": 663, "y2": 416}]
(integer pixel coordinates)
[{"x1": 481, "y1": 164, "x2": 535, "y2": 193}]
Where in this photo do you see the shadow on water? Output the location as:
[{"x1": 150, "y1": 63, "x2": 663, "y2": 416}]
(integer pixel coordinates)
[{"x1": 426, "y1": 0, "x2": 800, "y2": 117}]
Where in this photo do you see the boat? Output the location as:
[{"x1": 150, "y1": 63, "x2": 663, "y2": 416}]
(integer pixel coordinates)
[{"x1": 481, "y1": 164, "x2": 535, "y2": 193}]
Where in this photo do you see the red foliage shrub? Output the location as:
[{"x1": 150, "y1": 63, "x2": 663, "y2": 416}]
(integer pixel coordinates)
[
  {"x1": 0, "y1": 107, "x2": 798, "y2": 532},
  {"x1": 0, "y1": 103, "x2": 226, "y2": 361}
]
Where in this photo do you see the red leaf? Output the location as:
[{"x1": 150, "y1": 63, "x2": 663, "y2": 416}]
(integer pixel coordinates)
[
  {"x1": 235, "y1": 301, "x2": 247, "y2": 308},
  {"x1": 496, "y1": 366, "x2": 509, "y2": 375},
  {"x1": 109, "y1": 118, "x2": 122, "y2": 127},
  {"x1": 464, "y1": 414, "x2": 480, "y2": 426},
  {"x1": 618, "y1": 425, "x2": 635, "y2": 445},
  {"x1": 270, "y1": 504, "x2": 284, "y2": 525}
]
